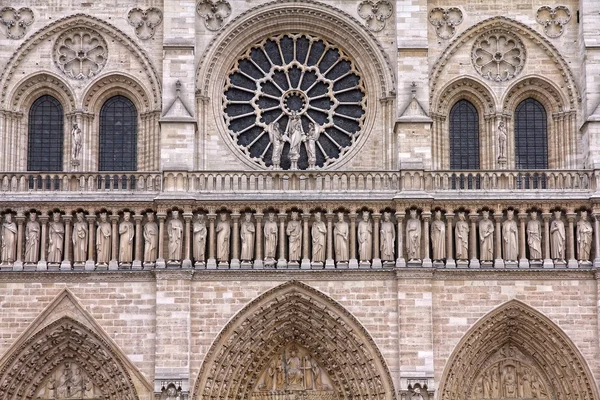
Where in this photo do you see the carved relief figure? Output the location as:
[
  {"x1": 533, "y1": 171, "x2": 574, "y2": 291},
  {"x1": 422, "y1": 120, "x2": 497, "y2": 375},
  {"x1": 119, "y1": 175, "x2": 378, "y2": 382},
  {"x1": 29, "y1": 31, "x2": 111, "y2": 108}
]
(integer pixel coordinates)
[
  {"x1": 240, "y1": 212, "x2": 255, "y2": 261},
  {"x1": 550, "y1": 210, "x2": 565, "y2": 260},
  {"x1": 479, "y1": 211, "x2": 494, "y2": 261},
  {"x1": 334, "y1": 212, "x2": 349, "y2": 262},
  {"x1": 430, "y1": 210, "x2": 445, "y2": 261},
  {"x1": 167, "y1": 210, "x2": 184, "y2": 262},
  {"x1": 286, "y1": 348, "x2": 304, "y2": 388},
  {"x1": 380, "y1": 212, "x2": 395, "y2": 261},
  {"x1": 96, "y1": 213, "x2": 111, "y2": 264},
  {"x1": 406, "y1": 209, "x2": 421, "y2": 260},
  {"x1": 527, "y1": 211, "x2": 542, "y2": 260},
  {"x1": 264, "y1": 212, "x2": 278, "y2": 262},
  {"x1": 577, "y1": 211, "x2": 593, "y2": 261},
  {"x1": 71, "y1": 123, "x2": 82, "y2": 161},
  {"x1": 24, "y1": 213, "x2": 40, "y2": 264},
  {"x1": 119, "y1": 212, "x2": 134, "y2": 263},
  {"x1": 502, "y1": 210, "x2": 518, "y2": 261},
  {"x1": 143, "y1": 212, "x2": 158, "y2": 263},
  {"x1": 455, "y1": 212, "x2": 469, "y2": 260},
  {"x1": 216, "y1": 212, "x2": 231, "y2": 262},
  {"x1": 72, "y1": 212, "x2": 88, "y2": 263},
  {"x1": 193, "y1": 213, "x2": 207, "y2": 262},
  {"x1": 357, "y1": 211, "x2": 373, "y2": 262},
  {"x1": 287, "y1": 111, "x2": 304, "y2": 168},
  {"x1": 48, "y1": 212, "x2": 64, "y2": 263},
  {"x1": 1, "y1": 213, "x2": 17, "y2": 264},
  {"x1": 286, "y1": 212, "x2": 302, "y2": 262},
  {"x1": 311, "y1": 212, "x2": 327, "y2": 263},
  {"x1": 497, "y1": 120, "x2": 507, "y2": 159},
  {"x1": 306, "y1": 122, "x2": 321, "y2": 169},
  {"x1": 268, "y1": 122, "x2": 286, "y2": 170},
  {"x1": 502, "y1": 365, "x2": 517, "y2": 397}
]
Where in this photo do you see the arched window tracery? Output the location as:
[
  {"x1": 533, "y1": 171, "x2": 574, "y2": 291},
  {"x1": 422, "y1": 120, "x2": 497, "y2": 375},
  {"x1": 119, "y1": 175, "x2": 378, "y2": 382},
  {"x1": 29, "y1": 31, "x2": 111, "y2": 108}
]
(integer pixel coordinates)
[
  {"x1": 27, "y1": 95, "x2": 64, "y2": 171},
  {"x1": 449, "y1": 99, "x2": 480, "y2": 170},
  {"x1": 514, "y1": 98, "x2": 548, "y2": 169},
  {"x1": 99, "y1": 95, "x2": 138, "y2": 171}
]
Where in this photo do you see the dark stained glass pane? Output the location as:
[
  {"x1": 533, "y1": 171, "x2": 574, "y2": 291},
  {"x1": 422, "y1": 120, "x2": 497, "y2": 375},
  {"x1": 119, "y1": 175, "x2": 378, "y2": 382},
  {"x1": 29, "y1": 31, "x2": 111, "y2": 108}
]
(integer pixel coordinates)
[
  {"x1": 99, "y1": 95, "x2": 137, "y2": 171},
  {"x1": 28, "y1": 95, "x2": 64, "y2": 171},
  {"x1": 449, "y1": 100, "x2": 479, "y2": 169},
  {"x1": 515, "y1": 98, "x2": 548, "y2": 169}
]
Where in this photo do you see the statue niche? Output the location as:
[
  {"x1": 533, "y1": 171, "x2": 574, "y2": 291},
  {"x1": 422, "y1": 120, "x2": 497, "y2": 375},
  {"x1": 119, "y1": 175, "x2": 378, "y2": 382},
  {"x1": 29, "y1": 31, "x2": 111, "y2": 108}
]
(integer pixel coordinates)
[
  {"x1": 35, "y1": 361, "x2": 103, "y2": 399},
  {"x1": 252, "y1": 343, "x2": 338, "y2": 400}
]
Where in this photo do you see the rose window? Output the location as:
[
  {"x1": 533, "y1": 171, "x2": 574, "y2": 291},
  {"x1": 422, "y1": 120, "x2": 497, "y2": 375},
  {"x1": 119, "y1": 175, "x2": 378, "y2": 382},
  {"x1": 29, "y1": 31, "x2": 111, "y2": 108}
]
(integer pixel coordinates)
[
  {"x1": 472, "y1": 30, "x2": 525, "y2": 82},
  {"x1": 54, "y1": 28, "x2": 107, "y2": 80},
  {"x1": 223, "y1": 34, "x2": 367, "y2": 170}
]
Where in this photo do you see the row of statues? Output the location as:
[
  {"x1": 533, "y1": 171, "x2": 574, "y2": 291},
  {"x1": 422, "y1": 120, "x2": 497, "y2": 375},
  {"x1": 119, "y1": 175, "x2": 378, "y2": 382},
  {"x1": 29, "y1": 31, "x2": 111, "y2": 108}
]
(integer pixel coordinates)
[{"x1": 0, "y1": 209, "x2": 595, "y2": 268}]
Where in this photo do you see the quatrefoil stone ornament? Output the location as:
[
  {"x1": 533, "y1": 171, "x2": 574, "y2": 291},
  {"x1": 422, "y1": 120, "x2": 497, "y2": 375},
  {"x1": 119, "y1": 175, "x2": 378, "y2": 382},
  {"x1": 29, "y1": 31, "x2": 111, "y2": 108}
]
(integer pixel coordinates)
[
  {"x1": 428, "y1": 7, "x2": 463, "y2": 40},
  {"x1": 196, "y1": 0, "x2": 232, "y2": 31},
  {"x1": 127, "y1": 7, "x2": 163, "y2": 40},
  {"x1": 357, "y1": 0, "x2": 393, "y2": 32},
  {"x1": 0, "y1": 7, "x2": 34, "y2": 40},
  {"x1": 536, "y1": 6, "x2": 571, "y2": 38},
  {"x1": 54, "y1": 28, "x2": 108, "y2": 80}
]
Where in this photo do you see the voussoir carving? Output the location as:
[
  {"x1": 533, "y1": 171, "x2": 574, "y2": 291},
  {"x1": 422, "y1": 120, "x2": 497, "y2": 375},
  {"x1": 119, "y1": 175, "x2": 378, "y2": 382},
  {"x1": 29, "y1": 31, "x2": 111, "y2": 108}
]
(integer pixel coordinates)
[
  {"x1": 54, "y1": 28, "x2": 108, "y2": 80},
  {"x1": 428, "y1": 7, "x2": 463, "y2": 40},
  {"x1": 472, "y1": 29, "x2": 525, "y2": 82},
  {"x1": 196, "y1": 0, "x2": 231, "y2": 31},
  {"x1": 127, "y1": 7, "x2": 163, "y2": 40},
  {"x1": 0, "y1": 7, "x2": 34, "y2": 39},
  {"x1": 357, "y1": 0, "x2": 393, "y2": 32},
  {"x1": 536, "y1": 6, "x2": 570, "y2": 38}
]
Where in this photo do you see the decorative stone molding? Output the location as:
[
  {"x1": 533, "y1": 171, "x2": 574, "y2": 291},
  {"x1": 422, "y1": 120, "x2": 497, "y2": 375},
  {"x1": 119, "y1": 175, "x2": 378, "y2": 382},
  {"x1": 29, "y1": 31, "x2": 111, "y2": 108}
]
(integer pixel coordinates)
[
  {"x1": 53, "y1": 27, "x2": 108, "y2": 80},
  {"x1": 357, "y1": 0, "x2": 393, "y2": 32},
  {"x1": 472, "y1": 29, "x2": 525, "y2": 82},
  {"x1": 196, "y1": 0, "x2": 232, "y2": 31},
  {"x1": 428, "y1": 7, "x2": 463, "y2": 40},
  {"x1": 399, "y1": 382, "x2": 434, "y2": 400},
  {"x1": 127, "y1": 7, "x2": 163, "y2": 40},
  {"x1": 536, "y1": 5, "x2": 570, "y2": 38},
  {"x1": 0, "y1": 7, "x2": 34, "y2": 39},
  {"x1": 501, "y1": 76, "x2": 567, "y2": 114},
  {"x1": 9, "y1": 72, "x2": 76, "y2": 112},
  {"x1": 82, "y1": 73, "x2": 153, "y2": 113}
]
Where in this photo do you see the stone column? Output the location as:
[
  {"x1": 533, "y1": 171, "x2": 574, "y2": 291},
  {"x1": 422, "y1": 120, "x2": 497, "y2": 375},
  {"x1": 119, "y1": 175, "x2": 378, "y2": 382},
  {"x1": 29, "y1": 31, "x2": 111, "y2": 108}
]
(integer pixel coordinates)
[
  {"x1": 84, "y1": 214, "x2": 95, "y2": 271},
  {"x1": 109, "y1": 215, "x2": 119, "y2": 270},
  {"x1": 60, "y1": 215, "x2": 72, "y2": 271},
  {"x1": 372, "y1": 212, "x2": 382, "y2": 268},
  {"x1": 566, "y1": 212, "x2": 578, "y2": 268},
  {"x1": 542, "y1": 212, "x2": 553, "y2": 268},
  {"x1": 230, "y1": 213, "x2": 241, "y2": 269},
  {"x1": 13, "y1": 213, "x2": 24, "y2": 271},
  {"x1": 182, "y1": 212, "x2": 193, "y2": 269},
  {"x1": 422, "y1": 211, "x2": 432, "y2": 267},
  {"x1": 277, "y1": 213, "x2": 287, "y2": 268},
  {"x1": 301, "y1": 213, "x2": 311, "y2": 269},
  {"x1": 254, "y1": 213, "x2": 263, "y2": 269},
  {"x1": 395, "y1": 211, "x2": 406, "y2": 267},
  {"x1": 156, "y1": 213, "x2": 167, "y2": 268},
  {"x1": 133, "y1": 214, "x2": 143, "y2": 270},
  {"x1": 445, "y1": 213, "x2": 455, "y2": 268},
  {"x1": 349, "y1": 212, "x2": 358, "y2": 268},
  {"x1": 37, "y1": 214, "x2": 48, "y2": 271},
  {"x1": 518, "y1": 212, "x2": 528, "y2": 268},
  {"x1": 594, "y1": 212, "x2": 600, "y2": 268},
  {"x1": 325, "y1": 212, "x2": 335, "y2": 268},
  {"x1": 469, "y1": 213, "x2": 480, "y2": 268},
  {"x1": 207, "y1": 214, "x2": 217, "y2": 269},
  {"x1": 494, "y1": 213, "x2": 504, "y2": 268}
]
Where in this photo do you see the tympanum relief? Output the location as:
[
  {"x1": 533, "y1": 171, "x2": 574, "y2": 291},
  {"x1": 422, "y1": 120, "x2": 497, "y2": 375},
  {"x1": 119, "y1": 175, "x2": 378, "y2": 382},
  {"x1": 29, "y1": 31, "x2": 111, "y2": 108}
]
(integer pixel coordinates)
[
  {"x1": 35, "y1": 362, "x2": 103, "y2": 399},
  {"x1": 252, "y1": 344, "x2": 337, "y2": 400}
]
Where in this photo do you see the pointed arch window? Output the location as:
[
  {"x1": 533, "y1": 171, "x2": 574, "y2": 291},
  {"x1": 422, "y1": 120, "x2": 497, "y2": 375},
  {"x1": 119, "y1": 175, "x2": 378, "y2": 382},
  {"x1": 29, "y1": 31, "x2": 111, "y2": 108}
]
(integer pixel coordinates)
[
  {"x1": 99, "y1": 95, "x2": 137, "y2": 171},
  {"x1": 449, "y1": 99, "x2": 480, "y2": 169},
  {"x1": 515, "y1": 98, "x2": 548, "y2": 169},
  {"x1": 28, "y1": 95, "x2": 64, "y2": 171}
]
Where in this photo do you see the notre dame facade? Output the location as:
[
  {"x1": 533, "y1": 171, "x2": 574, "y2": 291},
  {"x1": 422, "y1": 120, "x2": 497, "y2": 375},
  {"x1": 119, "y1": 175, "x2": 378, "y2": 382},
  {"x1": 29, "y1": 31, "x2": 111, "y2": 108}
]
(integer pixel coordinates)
[{"x1": 1, "y1": 0, "x2": 600, "y2": 399}]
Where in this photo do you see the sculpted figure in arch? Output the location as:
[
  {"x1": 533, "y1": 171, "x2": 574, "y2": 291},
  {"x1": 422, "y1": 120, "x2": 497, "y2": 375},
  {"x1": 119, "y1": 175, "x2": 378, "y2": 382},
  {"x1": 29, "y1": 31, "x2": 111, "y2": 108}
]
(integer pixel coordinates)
[
  {"x1": 167, "y1": 210, "x2": 184, "y2": 262},
  {"x1": 311, "y1": 212, "x2": 326, "y2": 263},
  {"x1": 380, "y1": 212, "x2": 395, "y2": 261},
  {"x1": 240, "y1": 212, "x2": 255, "y2": 261},
  {"x1": 577, "y1": 211, "x2": 593, "y2": 262},
  {"x1": 527, "y1": 211, "x2": 542, "y2": 260},
  {"x1": 216, "y1": 212, "x2": 230, "y2": 262},
  {"x1": 264, "y1": 212, "x2": 278, "y2": 263},
  {"x1": 119, "y1": 212, "x2": 134, "y2": 263},
  {"x1": 502, "y1": 210, "x2": 518, "y2": 261},
  {"x1": 193, "y1": 213, "x2": 207, "y2": 262},
  {"x1": 143, "y1": 212, "x2": 158, "y2": 263},
  {"x1": 72, "y1": 212, "x2": 88, "y2": 263},
  {"x1": 71, "y1": 123, "x2": 82, "y2": 161},
  {"x1": 406, "y1": 209, "x2": 421, "y2": 260},
  {"x1": 287, "y1": 212, "x2": 302, "y2": 262},
  {"x1": 497, "y1": 120, "x2": 507, "y2": 159},
  {"x1": 479, "y1": 211, "x2": 494, "y2": 262},
  {"x1": 24, "y1": 213, "x2": 40, "y2": 264},
  {"x1": 357, "y1": 211, "x2": 373, "y2": 262},
  {"x1": 287, "y1": 348, "x2": 304, "y2": 388},
  {"x1": 334, "y1": 212, "x2": 349, "y2": 262},
  {"x1": 550, "y1": 210, "x2": 565, "y2": 260},
  {"x1": 455, "y1": 212, "x2": 469, "y2": 260},
  {"x1": 430, "y1": 210, "x2": 445, "y2": 261},
  {"x1": 268, "y1": 122, "x2": 286, "y2": 170},
  {"x1": 287, "y1": 111, "x2": 305, "y2": 169},
  {"x1": 306, "y1": 122, "x2": 321, "y2": 169},
  {"x1": 48, "y1": 212, "x2": 64, "y2": 263},
  {"x1": 96, "y1": 212, "x2": 111, "y2": 264}
]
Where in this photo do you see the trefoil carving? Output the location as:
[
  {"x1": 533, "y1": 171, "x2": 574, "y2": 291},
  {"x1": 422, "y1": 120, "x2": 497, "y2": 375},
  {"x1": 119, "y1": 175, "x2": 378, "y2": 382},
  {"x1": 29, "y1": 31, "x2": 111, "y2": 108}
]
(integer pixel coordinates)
[
  {"x1": 0, "y1": 7, "x2": 34, "y2": 39},
  {"x1": 128, "y1": 7, "x2": 163, "y2": 40},
  {"x1": 196, "y1": 0, "x2": 232, "y2": 31},
  {"x1": 54, "y1": 28, "x2": 108, "y2": 80},
  {"x1": 428, "y1": 7, "x2": 463, "y2": 40},
  {"x1": 536, "y1": 6, "x2": 571, "y2": 38},
  {"x1": 472, "y1": 30, "x2": 525, "y2": 82},
  {"x1": 357, "y1": 0, "x2": 393, "y2": 32}
]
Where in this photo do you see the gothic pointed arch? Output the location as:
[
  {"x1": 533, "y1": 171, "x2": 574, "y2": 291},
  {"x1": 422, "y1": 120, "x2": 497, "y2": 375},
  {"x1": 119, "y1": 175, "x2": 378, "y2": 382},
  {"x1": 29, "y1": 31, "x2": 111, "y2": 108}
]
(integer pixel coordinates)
[
  {"x1": 0, "y1": 289, "x2": 152, "y2": 400},
  {"x1": 438, "y1": 300, "x2": 599, "y2": 400},
  {"x1": 192, "y1": 280, "x2": 397, "y2": 399},
  {"x1": 501, "y1": 76, "x2": 567, "y2": 115}
]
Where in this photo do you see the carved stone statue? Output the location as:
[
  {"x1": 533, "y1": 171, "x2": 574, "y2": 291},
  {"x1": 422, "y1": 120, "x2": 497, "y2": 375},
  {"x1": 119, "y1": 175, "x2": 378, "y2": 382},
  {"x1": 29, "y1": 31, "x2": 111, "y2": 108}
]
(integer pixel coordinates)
[
  {"x1": 527, "y1": 211, "x2": 542, "y2": 260},
  {"x1": 380, "y1": 212, "x2": 395, "y2": 261},
  {"x1": 167, "y1": 210, "x2": 184, "y2": 262},
  {"x1": 502, "y1": 210, "x2": 518, "y2": 261},
  {"x1": 240, "y1": 212, "x2": 255, "y2": 261},
  {"x1": 119, "y1": 211, "x2": 134, "y2": 263},
  {"x1": 306, "y1": 122, "x2": 321, "y2": 169},
  {"x1": 216, "y1": 212, "x2": 230, "y2": 263},
  {"x1": 72, "y1": 212, "x2": 88, "y2": 263},
  {"x1": 264, "y1": 212, "x2": 278, "y2": 263},
  {"x1": 334, "y1": 212, "x2": 349, "y2": 262},
  {"x1": 311, "y1": 212, "x2": 326, "y2": 263},
  {"x1": 406, "y1": 209, "x2": 421, "y2": 260},
  {"x1": 71, "y1": 123, "x2": 82, "y2": 161},
  {"x1": 479, "y1": 211, "x2": 494, "y2": 261},
  {"x1": 497, "y1": 120, "x2": 507, "y2": 159},
  {"x1": 455, "y1": 212, "x2": 469, "y2": 260},
  {"x1": 357, "y1": 211, "x2": 373, "y2": 262},
  {"x1": 577, "y1": 211, "x2": 593, "y2": 262},
  {"x1": 48, "y1": 212, "x2": 64, "y2": 263},
  {"x1": 286, "y1": 212, "x2": 302, "y2": 262},
  {"x1": 24, "y1": 213, "x2": 40, "y2": 264},
  {"x1": 96, "y1": 213, "x2": 111, "y2": 264},
  {"x1": 286, "y1": 347, "x2": 304, "y2": 388},
  {"x1": 143, "y1": 212, "x2": 158, "y2": 263},
  {"x1": 550, "y1": 210, "x2": 565, "y2": 260},
  {"x1": 268, "y1": 122, "x2": 286, "y2": 170},
  {"x1": 287, "y1": 111, "x2": 304, "y2": 169},
  {"x1": 193, "y1": 213, "x2": 207, "y2": 262},
  {"x1": 430, "y1": 210, "x2": 445, "y2": 261}
]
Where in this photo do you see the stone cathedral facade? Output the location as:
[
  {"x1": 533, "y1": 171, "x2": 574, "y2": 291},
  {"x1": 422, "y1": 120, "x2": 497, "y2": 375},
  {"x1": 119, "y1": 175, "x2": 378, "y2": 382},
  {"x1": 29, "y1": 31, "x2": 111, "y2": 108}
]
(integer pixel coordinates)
[{"x1": 1, "y1": 0, "x2": 600, "y2": 399}]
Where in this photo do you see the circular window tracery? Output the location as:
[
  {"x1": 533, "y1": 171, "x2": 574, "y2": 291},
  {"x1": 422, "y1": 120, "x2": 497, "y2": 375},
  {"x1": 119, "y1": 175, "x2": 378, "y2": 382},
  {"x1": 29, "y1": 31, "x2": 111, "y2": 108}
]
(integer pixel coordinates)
[
  {"x1": 54, "y1": 28, "x2": 108, "y2": 80},
  {"x1": 223, "y1": 33, "x2": 367, "y2": 170},
  {"x1": 472, "y1": 30, "x2": 525, "y2": 82}
]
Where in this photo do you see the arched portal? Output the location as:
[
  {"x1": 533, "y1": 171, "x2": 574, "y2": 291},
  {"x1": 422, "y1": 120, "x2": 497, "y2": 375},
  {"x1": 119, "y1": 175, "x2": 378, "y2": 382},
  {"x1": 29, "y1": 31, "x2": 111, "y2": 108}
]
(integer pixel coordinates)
[
  {"x1": 438, "y1": 300, "x2": 599, "y2": 400},
  {"x1": 193, "y1": 280, "x2": 396, "y2": 399}
]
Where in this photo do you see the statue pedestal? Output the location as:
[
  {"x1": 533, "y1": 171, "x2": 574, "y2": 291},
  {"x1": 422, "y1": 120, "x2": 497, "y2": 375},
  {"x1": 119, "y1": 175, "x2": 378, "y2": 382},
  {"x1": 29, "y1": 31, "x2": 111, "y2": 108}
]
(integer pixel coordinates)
[
  {"x1": 143, "y1": 262, "x2": 156, "y2": 270},
  {"x1": 358, "y1": 261, "x2": 371, "y2": 269},
  {"x1": 543, "y1": 258, "x2": 554, "y2": 268},
  {"x1": 240, "y1": 260, "x2": 253, "y2": 269},
  {"x1": 287, "y1": 261, "x2": 300, "y2": 269},
  {"x1": 24, "y1": 262, "x2": 37, "y2": 272},
  {"x1": 194, "y1": 261, "x2": 206, "y2": 269},
  {"x1": 217, "y1": 261, "x2": 229, "y2": 269},
  {"x1": 456, "y1": 260, "x2": 469, "y2": 268},
  {"x1": 554, "y1": 259, "x2": 567, "y2": 268},
  {"x1": 311, "y1": 261, "x2": 324, "y2": 269},
  {"x1": 445, "y1": 258, "x2": 456, "y2": 268},
  {"x1": 504, "y1": 260, "x2": 518, "y2": 269}
]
